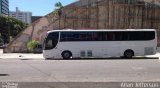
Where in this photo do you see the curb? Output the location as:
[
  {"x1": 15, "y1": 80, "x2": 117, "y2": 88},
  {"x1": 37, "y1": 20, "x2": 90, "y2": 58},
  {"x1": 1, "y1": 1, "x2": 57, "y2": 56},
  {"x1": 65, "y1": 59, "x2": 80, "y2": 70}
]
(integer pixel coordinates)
[{"x1": 0, "y1": 53, "x2": 44, "y2": 60}]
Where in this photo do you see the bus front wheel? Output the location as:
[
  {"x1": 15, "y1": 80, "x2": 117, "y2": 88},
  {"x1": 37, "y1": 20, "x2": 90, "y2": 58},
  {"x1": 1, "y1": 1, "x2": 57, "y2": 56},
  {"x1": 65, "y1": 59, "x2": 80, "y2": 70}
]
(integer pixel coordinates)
[
  {"x1": 62, "y1": 51, "x2": 72, "y2": 59},
  {"x1": 124, "y1": 50, "x2": 134, "y2": 58}
]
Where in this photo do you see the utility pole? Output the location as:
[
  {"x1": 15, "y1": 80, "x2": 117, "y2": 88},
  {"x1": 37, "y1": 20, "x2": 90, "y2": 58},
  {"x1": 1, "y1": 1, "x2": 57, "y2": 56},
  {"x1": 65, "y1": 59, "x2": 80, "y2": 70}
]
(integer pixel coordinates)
[{"x1": 58, "y1": 8, "x2": 62, "y2": 30}]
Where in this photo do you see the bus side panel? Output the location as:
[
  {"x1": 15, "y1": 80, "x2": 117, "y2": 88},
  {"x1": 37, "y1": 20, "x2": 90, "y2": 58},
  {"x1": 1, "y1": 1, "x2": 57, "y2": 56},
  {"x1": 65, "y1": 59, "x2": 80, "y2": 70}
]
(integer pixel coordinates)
[
  {"x1": 57, "y1": 41, "x2": 145, "y2": 58},
  {"x1": 44, "y1": 40, "x2": 156, "y2": 59}
]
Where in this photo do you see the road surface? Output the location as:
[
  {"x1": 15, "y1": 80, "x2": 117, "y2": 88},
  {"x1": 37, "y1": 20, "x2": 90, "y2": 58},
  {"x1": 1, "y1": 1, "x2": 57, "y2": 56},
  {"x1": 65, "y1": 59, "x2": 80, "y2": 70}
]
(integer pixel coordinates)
[
  {"x1": 0, "y1": 58, "x2": 160, "y2": 88},
  {"x1": 0, "y1": 58, "x2": 160, "y2": 82}
]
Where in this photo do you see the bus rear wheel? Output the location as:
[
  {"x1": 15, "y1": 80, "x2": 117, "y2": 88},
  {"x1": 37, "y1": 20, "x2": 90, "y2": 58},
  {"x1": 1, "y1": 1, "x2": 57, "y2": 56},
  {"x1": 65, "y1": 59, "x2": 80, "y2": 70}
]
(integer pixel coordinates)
[
  {"x1": 45, "y1": 58, "x2": 52, "y2": 60},
  {"x1": 124, "y1": 50, "x2": 134, "y2": 58},
  {"x1": 62, "y1": 51, "x2": 72, "y2": 60}
]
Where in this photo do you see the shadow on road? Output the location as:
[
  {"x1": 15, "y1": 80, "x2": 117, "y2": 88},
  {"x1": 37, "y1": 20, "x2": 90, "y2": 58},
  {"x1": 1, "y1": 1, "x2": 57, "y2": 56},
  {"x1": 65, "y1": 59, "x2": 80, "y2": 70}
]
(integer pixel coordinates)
[{"x1": 45, "y1": 57, "x2": 158, "y2": 60}]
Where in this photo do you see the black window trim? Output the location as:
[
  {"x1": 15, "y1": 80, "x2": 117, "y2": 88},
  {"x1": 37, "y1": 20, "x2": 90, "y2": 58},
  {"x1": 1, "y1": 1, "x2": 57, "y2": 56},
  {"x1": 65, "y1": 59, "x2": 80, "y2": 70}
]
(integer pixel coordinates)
[{"x1": 59, "y1": 31, "x2": 155, "y2": 42}]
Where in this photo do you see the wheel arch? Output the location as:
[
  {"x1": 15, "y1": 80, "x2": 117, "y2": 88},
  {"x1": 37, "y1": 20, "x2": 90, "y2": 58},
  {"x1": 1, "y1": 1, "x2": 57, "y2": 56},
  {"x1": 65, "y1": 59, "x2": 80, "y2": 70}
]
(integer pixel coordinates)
[{"x1": 124, "y1": 49, "x2": 135, "y2": 55}]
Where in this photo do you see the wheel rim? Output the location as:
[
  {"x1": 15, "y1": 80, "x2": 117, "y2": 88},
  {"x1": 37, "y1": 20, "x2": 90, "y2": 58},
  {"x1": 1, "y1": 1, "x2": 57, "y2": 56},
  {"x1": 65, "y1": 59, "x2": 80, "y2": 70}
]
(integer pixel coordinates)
[
  {"x1": 64, "y1": 53, "x2": 70, "y2": 58},
  {"x1": 125, "y1": 52, "x2": 132, "y2": 57}
]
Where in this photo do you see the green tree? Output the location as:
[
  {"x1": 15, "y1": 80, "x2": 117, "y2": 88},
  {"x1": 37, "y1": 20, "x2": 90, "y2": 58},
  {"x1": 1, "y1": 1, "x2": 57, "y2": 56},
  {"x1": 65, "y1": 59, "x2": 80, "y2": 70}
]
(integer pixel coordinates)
[
  {"x1": 0, "y1": 15, "x2": 28, "y2": 43},
  {"x1": 55, "y1": 1, "x2": 63, "y2": 10},
  {"x1": 54, "y1": 2, "x2": 63, "y2": 29},
  {"x1": 54, "y1": 1, "x2": 63, "y2": 16},
  {"x1": 9, "y1": 17, "x2": 28, "y2": 37},
  {"x1": 0, "y1": 15, "x2": 9, "y2": 43}
]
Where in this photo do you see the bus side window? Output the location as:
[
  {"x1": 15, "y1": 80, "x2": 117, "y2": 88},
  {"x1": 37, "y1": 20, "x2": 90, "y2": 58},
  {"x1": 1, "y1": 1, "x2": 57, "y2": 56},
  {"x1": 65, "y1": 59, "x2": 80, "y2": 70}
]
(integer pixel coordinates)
[
  {"x1": 60, "y1": 33, "x2": 66, "y2": 41},
  {"x1": 92, "y1": 32, "x2": 98, "y2": 41},
  {"x1": 101, "y1": 32, "x2": 107, "y2": 41},
  {"x1": 105, "y1": 33, "x2": 108, "y2": 41},
  {"x1": 73, "y1": 33, "x2": 79, "y2": 41},
  {"x1": 97, "y1": 32, "x2": 103, "y2": 41},
  {"x1": 86, "y1": 32, "x2": 92, "y2": 41},
  {"x1": 115, "y1": 32, "x2": 122, "y2": 41},
  {"x1": 80, "y1": 33, "x2": 87, "y2": 41},
  {"x1": 107, "y1": 32, "x2": 115, "y2": 41},
  {"x1": 122, "y1": 32, "x2": 130, "y2": 41}
]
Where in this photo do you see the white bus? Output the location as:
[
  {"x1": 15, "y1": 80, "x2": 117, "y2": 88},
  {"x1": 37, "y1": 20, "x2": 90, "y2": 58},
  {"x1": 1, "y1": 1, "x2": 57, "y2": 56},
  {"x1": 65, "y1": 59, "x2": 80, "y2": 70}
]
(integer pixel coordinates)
[{"x1": 43, "y1": 29, "x2": 157, "y2": 59}]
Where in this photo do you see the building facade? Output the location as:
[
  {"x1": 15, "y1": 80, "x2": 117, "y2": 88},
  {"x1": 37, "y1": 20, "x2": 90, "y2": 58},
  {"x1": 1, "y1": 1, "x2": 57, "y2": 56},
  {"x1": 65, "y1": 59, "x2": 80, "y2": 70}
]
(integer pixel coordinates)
[
  {"x1": 9, "y1": 7, "x2": 32, "y2": 24},
  {"x1": 0, "y1": 0, "x2": 9, "y2": 15}
]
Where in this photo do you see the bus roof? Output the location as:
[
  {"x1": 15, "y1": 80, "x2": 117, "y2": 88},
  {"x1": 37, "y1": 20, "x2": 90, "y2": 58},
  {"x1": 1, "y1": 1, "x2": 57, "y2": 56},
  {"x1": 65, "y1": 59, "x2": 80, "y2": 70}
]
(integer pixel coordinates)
[{"x1": 47, "y1": 29, "x2": 156, "y2": 33}]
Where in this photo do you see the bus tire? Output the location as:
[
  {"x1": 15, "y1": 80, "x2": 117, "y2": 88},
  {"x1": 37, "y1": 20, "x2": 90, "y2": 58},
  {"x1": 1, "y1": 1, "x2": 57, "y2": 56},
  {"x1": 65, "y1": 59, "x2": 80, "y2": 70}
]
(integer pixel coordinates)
[
  {"x1": 124, "y1": 49, "x2": 134, "y2": 58},
  {"x1": 45, "y1": 58, "x2": 52, "y2": 60},
  {"x1": 62, "y1": 51, "x2": 72, "y2": 59}
]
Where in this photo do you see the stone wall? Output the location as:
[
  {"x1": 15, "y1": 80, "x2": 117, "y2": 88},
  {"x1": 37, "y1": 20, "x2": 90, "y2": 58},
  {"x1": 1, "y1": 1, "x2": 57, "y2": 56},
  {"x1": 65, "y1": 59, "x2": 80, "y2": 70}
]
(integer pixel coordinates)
[{"x1": 4, "y1": 0, "x2": 160, "y2": 53}]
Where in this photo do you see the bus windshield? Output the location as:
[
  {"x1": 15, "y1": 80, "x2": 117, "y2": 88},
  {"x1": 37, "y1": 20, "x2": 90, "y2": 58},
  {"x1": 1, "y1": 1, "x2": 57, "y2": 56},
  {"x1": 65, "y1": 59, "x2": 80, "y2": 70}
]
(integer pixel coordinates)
[{"x1": 44, "y1": 32, "x2": 59, "y2": 50}]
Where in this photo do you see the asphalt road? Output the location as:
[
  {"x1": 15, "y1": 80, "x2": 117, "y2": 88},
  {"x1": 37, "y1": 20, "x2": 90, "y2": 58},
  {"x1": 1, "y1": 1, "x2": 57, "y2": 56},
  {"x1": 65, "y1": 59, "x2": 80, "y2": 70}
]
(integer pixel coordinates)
[{"x1": 0, "y1": 58, "x2": 160, "y2": 88}]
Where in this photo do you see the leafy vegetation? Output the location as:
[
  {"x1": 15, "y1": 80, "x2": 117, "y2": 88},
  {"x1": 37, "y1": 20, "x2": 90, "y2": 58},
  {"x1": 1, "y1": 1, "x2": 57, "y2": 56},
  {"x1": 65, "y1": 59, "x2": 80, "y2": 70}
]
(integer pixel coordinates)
[
  {"x1": 0, "y1": 15, "x2": 28, "y2": 44},
  {"x1": 27, "y1": 40, "x2": 39, "y2": 52},
  {"x1": 54, "y1": 1, "x2": 63, "y2": 10},
  {"x1": 54, "y1": 2, "x2": 63, "y2": 16}
]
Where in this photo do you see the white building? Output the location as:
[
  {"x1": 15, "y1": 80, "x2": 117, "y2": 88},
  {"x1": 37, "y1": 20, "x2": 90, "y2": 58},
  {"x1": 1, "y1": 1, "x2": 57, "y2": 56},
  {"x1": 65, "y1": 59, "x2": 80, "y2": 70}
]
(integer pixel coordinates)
[
  {"x1": 9, "y1": 7, "x2": 32, "y2": 24},
  {"x1": 0, "y1": 0, "x2": 9, "y2": 15}
]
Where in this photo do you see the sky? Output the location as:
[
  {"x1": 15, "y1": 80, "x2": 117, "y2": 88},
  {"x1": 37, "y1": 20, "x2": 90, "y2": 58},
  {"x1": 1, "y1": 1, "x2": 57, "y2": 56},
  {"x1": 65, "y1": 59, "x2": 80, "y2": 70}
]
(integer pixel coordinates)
[{"x1": 9, "y1": 0, "x2": 78, "y2": 16}]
